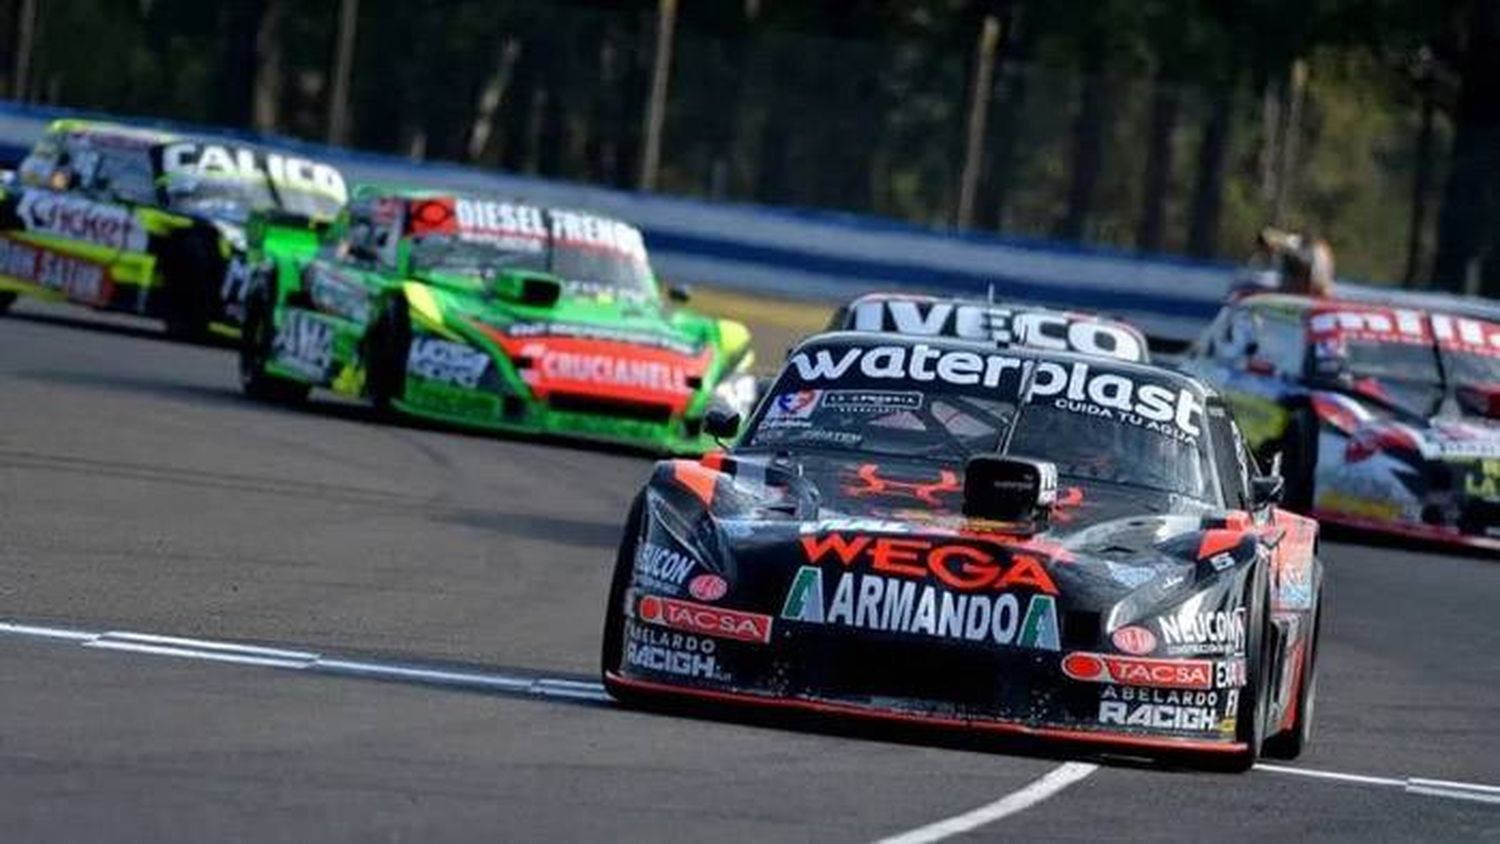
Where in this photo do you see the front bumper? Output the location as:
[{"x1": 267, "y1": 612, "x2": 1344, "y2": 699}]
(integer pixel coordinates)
[
  {"x1": 604, "y1": 671, "x2": 1247, "y2": 756},
  {"x1": 393, "y1": 379, "x2": 716, "y2": 454}
]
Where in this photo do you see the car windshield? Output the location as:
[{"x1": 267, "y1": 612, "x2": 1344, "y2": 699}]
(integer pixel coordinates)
[
  {"x1": 408, "y1": 235, "x2": 548, "y2": 276},
  {"x1": 404, "y1": 199, "x2": 656, "y2": 294},
  {"x1": 1344, "y1": 339, "x2": 1445, "y2": 414},
  {"x1": 1444, "y1": 349, "x2": 1500, "y2": 388},
  {"x1": 746, "y1": 341, "x2": 1216, "y2": 500},
  {"x1": 551, "y1": 242, "x2": 654, "y2": 296},
  {"x1": 1007, "y1": 403, "x2": 1213, "y2": 499},
  {"x1": 1434, "y1": 315, "x2": 1500, "y2": 390},
  {"x1": 165, "y1": 177, "x2": 276, "y2": 223}
]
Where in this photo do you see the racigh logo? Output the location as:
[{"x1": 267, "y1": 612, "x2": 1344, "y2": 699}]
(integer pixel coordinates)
[
  {"x1": 786, "y1": 344, "x2": 1202, "y2": 436},
  {"x1": 849, "y1": 299, "x2": 1146, "y2": 362}
]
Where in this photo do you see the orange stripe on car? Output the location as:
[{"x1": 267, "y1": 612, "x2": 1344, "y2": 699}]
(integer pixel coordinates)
[
  {"x1": 673, "y1": 460, "x2": 719, "y2": 507},
  {"x1": 1197, "y1": 529, "x2": 1244, "y2": 559}
]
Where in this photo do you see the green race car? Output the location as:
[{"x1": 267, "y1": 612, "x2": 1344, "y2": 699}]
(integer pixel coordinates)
[
  {"x1": 238, "y1": 186, "x2": 758, "y2": 454},
  {"x1": 0, "y1": 119, "x2": 346, "y2": 338}
]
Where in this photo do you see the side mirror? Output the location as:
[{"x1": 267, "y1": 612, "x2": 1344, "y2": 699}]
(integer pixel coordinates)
[
  {"x1": 1251, "y1": 475, "x2": 1284, "y2": 507},
  {"x1": 962, "y1": 455, "x2": 1057, "y2": 531},
  {"x1": 704, "y1": 406, "x2": 741, "y2": 441},
  {"x1": 667, "y1": 284, "x2": 692, "y2": 304}
]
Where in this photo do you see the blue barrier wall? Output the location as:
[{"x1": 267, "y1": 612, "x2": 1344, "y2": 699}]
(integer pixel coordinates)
[{"x1": 0, "y1": 100, "x2": 1236, "y2": 341}]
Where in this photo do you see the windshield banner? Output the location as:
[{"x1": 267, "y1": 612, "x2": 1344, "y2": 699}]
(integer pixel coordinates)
[
  {"x1": 846, "y1": 297, "x2": 1146, "y2": 362},
  {"x1": 160, "y1": 142, "x2": 347, "y2": 204},
  {"x1": 406, "y1": 197, "x2": 647, "y2": 261},
  {"x1": 785, "y1": 342, "x2": 1203, "y2": 437}
]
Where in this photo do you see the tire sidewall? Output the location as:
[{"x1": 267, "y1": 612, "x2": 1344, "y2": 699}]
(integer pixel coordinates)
[
  {"x1": 367, "y1": 295, "x2": 411, "y2": 410},
  {"x1": 600, "y1": 492, "x2": 646, "y2": 680},
  {"x1": 1228, "y1": 561, "x2": 1273, "y2": 769},
  {"x1": 161, "y1": 231, "x2": 224, "y2": 340}
]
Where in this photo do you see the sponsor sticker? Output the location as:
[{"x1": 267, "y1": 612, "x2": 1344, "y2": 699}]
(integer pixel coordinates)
[
  {"x1": 799, "y1": 533, "x2": 1059, "y2": 594},
  {"x1": 637, "y1": 594, "x2": 771, "y2": 644},
  {"x1": 0, "y1": 234, "x2": 113, "y2": 305},
  {"x1": 1102, "y1": 561, "x2": 1158, "y2": 589},
  {"x1": 1110, "y1": 625, "x2": 1157, "y2": 655},
  {"x1": 1061, "y1": 652, "x2": 1245, "y2": 690},
  {"x1": 1156, "y1": 607, "x2": 1247, "y2": 656},
  {"x1": 1097, "y1": 701, "x2": 1219, "y2": 732},
  {"x1": 847, "y1": 298, "x2": 1147, "y2": 362},
  {"x1": 688, "y1": 573, "x2": 728, "y2": 602},
  {"x1": 17, "y1": 191, "x2": 146, "y2": 251},
  {"x1": 521, "y1": 342, "x2": 695, "y2": 397},
  {"x1": 408, "y1": 337, "x2": 490, "y2": 389},
  {"x1": 765, "y1": 389, "x2": 821, "y2": 421},
  {"x1": 161, "y1": 142, "x2": 347, "y2": 203},
  {"x1": 274, "y1": 311, "x2": 334, "y2": 379},
  {"x1": 633, "y1": 542, "x2": 697, "y2": 592},
  {"x1": 785, "y1": 344, "x2": 1202, "y2": 438},
  {"x1": 820, "y1": 390, "x2": 924, "y2": 413},
  {"x1": 504, "y1": 320, "x2": 700, "y2": 356},
  {"x1": 624, "y1": 622, "x2": 722, "y2": 680},
  {"x1": 779, "y1": 564, "x2": 1061, "y2": 651},
  {"x1": 1098, "y1": 685, "x2": 1223, "y2": 732}
]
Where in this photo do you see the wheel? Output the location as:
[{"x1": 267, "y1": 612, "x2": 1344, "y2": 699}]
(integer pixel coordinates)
[
  {"x1": 1199, "y1": 562, "x2": 1272, "y2": 773},
  {"x1": 239, "y1": 284, "x2": 310, "y2": 405},
  {"x1": 366, "y1": 296, "x2": 412, "y2": 416},
  {"x1": 1280, "y1": 407, "x2": 1319, "y2": 512},
  {"x1": 0, "y1": 291, "x2": 15, "y2": 314},
  {"x1": 601, "y1": 493, "x2": 646, "y2": 698},
  {"x1": 1263, "y1": 592, "x2": 1322, "y2": 759},
  {"x1": 161, "y1": 232, "x2": 225, "y2": 341}
]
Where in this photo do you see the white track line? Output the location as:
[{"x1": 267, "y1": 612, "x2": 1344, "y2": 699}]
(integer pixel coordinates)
[
  {"x1": 1, "y1": 620, "x2": 1496, "y2": 809},
  {"x1": 874, "y1": 762, "x2": 1099, "y2": 844},
  {"x1": 1257, "y1": 763, "x2": 1500, "y2": 805},
  {"x1": 0, "y1": 619, "x2": 608, "y2": 702}
]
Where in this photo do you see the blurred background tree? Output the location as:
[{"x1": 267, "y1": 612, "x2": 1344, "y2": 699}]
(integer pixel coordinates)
[{"x1": 1, "y1": 0, "x2": 1494, "y2": 292}]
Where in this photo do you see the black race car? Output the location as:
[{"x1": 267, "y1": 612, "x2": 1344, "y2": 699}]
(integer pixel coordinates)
[{"x1": 601, "y1": 332, "x2": 1322, "y2": 770}]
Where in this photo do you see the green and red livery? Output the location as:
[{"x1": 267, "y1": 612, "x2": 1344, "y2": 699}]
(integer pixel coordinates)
[{"x1": 239, "y1": 186, "x2": 757, "y2": 454}]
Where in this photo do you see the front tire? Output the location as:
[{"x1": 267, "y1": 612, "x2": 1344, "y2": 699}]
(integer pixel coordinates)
[
  {"x1": 1201, "y1": 562, "x2": 1272, "y2": 773},
  {"x1": 0, "y1": 291, "x2": 15, "y2": 314},
  {"x1": 239, "y1": 285, "x2": 310, "y2": 405},
  {"x1": 1263, "y1": 592, "x2": 1322, "y2": 759},
  {"x1": 161, "y1": 232, "x2": 224, "y2": 342},
  {"x1": 366, "y1": 296, "x2": 412, "y2": 417},
  {"x1": 601, "y1": 493, "x2": 646, "y2": 699}
]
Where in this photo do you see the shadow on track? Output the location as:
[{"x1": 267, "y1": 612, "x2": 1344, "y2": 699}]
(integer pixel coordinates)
[
  {"x1": 4, "y1": 307, "x2": 236, "y2": 349},
  {"x1": 251, "y1": 640, "x2": 1223, "y2": 776}
]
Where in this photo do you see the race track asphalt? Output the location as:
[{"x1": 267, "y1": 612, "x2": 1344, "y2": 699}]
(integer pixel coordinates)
[{"x1": 1, "y1": 300, "x2": 1497, "y2": 842}]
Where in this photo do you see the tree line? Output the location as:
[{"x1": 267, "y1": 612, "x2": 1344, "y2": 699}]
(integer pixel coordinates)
[{"x1": 3, "y1": 0, "x2": 1499, "y2": 293}]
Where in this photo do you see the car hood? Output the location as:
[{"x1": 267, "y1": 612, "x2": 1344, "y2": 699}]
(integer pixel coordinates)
[
  {"x1": 419, "y1": 279, "x2": 719, "y2": 358},
  {"x1": 644, "y1": 452, "x2": 1265, "y2": 647}
]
